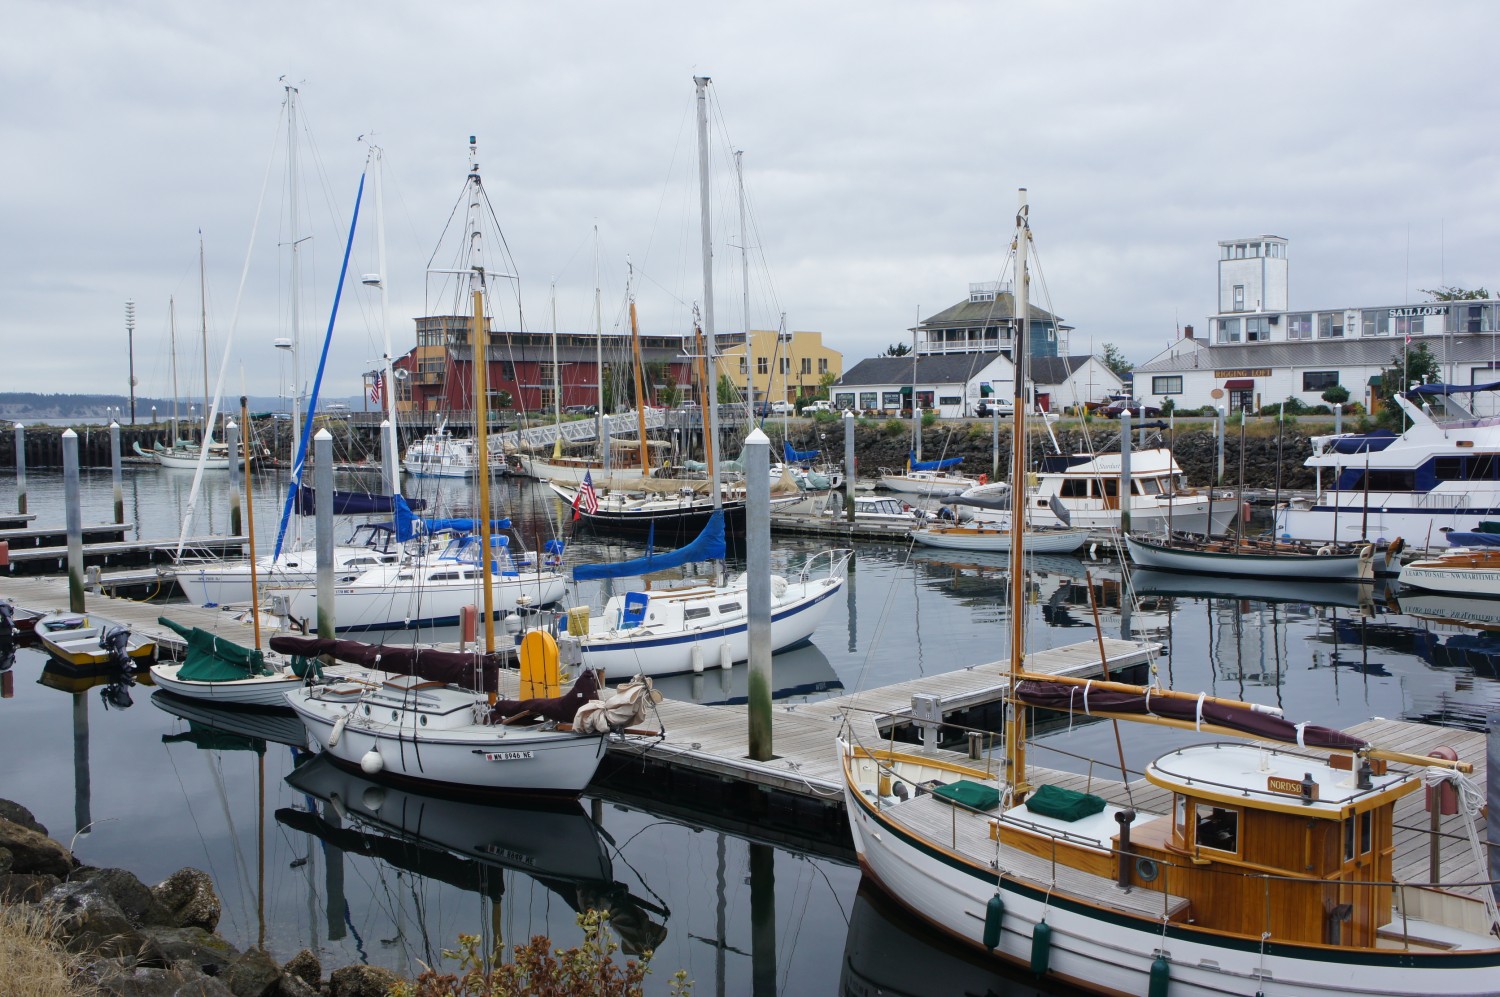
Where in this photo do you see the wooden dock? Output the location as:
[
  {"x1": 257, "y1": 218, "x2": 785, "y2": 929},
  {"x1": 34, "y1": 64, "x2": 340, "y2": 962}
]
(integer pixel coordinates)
[
  {"x1": 0, "y1": 522, "x2": 132, "y2": 549},
  {"x1": 4, "y1": 536, "x2": 247, "y2": 575}
]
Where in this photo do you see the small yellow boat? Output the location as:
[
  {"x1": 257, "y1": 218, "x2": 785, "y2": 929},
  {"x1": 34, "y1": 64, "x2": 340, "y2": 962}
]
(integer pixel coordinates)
[{"x1": 35, "y1": 612, "x2": 156, "y2": 668}]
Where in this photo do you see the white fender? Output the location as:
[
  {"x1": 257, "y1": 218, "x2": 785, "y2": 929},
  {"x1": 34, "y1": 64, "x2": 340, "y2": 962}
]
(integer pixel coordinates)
[{"x1": 328, "y1": 712, "x2": 349, "y2": 747}]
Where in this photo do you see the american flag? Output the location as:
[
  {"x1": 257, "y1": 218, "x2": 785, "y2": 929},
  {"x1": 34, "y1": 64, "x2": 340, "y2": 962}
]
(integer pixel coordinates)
[
  {"x1": 573, "y1": 470, "x2": 599, "y2": 520},
  {"x1": 368, "y1": 371, "x2": 385, "y2": 405}
]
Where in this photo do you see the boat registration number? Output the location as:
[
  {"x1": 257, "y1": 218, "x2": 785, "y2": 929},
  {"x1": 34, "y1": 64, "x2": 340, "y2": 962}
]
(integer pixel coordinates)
[{"x1": 484, "y1": 750, "x2": 535, "y2": 762}]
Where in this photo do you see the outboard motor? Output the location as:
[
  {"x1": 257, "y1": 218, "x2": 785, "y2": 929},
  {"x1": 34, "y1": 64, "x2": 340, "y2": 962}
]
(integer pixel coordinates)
[
  {"x1": 0, "y1": 601, "x2": 16, "y2": 653},
  {"x1": 100, "y1": 626, "x2": 137, "y2": 678},
  {"x1": 100, "y1": 680, "x2": 134, "y2": 710}
]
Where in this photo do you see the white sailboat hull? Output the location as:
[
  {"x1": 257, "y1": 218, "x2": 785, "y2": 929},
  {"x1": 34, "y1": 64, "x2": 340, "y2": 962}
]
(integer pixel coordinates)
[
  {"x1": 176, "y1": 545, "x2": 399, "y2": 607},
  {"x1": 1277, "y1": 501, "x2": 1496, "y2": 547},
  {"x1": 1398, "y1": 560, "x2": 1500, "y2": 597},
  {"x1": 844, "y1": 770, "x2": 1500, "y2": 997},
  {"x1": 149, "y1": 661, "x2": 307, "y2": 708},
  {"x1": 879, "y1": 471, "x2": 981, "y2": 496},
  {"x1": 574, "y1": 576, "x2": 844, "y2": 679},
  {"x1": 1125, "y1": 535, "x2": 1374, "y2": 581},
  {"x1": 286, "y1": 687, "x2": 608, "y2": 795},
  {"x1": 273, "y1": 569, "x2": 567, "y2": 631},
  {"x1": 908, "y1": 527, "x2": 1088, "y2": 553}
]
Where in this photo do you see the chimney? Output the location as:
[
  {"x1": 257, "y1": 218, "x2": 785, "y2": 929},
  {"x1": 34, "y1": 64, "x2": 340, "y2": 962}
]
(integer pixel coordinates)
[{"x1": 1183, "y1": 325, "x2": 1195, "y2": 340}]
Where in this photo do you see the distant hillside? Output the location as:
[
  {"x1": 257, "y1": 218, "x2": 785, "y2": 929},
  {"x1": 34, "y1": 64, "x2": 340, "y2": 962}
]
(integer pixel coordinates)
[{"x1": 0, "y1": 392, "x2": 366, "y2": 419}]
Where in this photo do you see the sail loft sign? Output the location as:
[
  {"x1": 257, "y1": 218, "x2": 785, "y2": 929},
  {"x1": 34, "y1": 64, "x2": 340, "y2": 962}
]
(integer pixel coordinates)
[
  {"x1": 1214, "y1": 369, "x2": 1271, "y2": 379},
  {"x1": 1390, "y1": 305, "x2": 1449, "y2": 318}
]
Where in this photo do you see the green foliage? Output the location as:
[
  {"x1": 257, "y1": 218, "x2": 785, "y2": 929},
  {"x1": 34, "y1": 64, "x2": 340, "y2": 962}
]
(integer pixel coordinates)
[
  {"x1": 1320, "y1": 384, "x2": 1350, "y2": 405},
  {"x1": 1255, "y1": 397, "x2": 1329, "y2": 417},
  {"x1": 883, "y1": 343, "x2": 912, "y2": 357},
  {"x1": 1158, "y1": 398, "x2": 1175, "y2": 415},
  {"x1": 1100, "y1": 344, "x2": 1134, "y2": 380},
  {"x1": 882, "y1": 418, "x2": 906, "y2": 436},
  {"x1": 389, "y1": 910, "x2": 690, "y2": 997},
  {"x1": 814, "y1": 372, "x2": 837, "y2": 399},
  {"x1": 920, "y1": 411, "x2": 937, "y2": 428},
  {"x1": 657, "y1": 371, "x2": 682, "y2": 410},
  {"x1": 717, "y1": 374, "x2": 738, "y2": 404},
  {"x1": 811, "y1": 409, "x2": 838, "y2": 425},
  {"x1": 1421, "y1": 285, "x2": 1492, "y2": 301},
  {"x1": 1374, "y1": 344, "x2": 1440, "y2": 429}
]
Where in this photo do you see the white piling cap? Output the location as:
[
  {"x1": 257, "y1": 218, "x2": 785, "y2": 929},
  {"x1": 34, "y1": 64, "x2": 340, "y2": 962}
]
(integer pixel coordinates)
[
  {"x1": 744, "y1": 428, "x2": 770, "y2": 445},
  {"x1": 226, "y1": 420, "x2": 237, "y2": 429},
  {"x1": 314, "y1": 428, "x2": 333, "y2": 439},
  {"x1": 109, "y1": 421, "x2": 119, "y2": 429},
  {"x1": 63, "y1": 429, "x2": 77, "y2": 438}
]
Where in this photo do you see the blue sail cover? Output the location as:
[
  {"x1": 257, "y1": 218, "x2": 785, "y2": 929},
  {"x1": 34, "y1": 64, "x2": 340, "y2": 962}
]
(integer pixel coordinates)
[
  {"x1": 391, "y1": 494, "x2": 510, "y2": 541},
  {"x1": 784, "y1": 440, "x2": 820, "y2": 463},
  {"x1": 1408, "y1": 379, "x2": 1500, "y2": 395},
  {"x1": 908, "y1": 450, "x2": 962, "y2": 472},
  {"x1": 573, "y1": 510, "x2": 726, "y2": 581}
]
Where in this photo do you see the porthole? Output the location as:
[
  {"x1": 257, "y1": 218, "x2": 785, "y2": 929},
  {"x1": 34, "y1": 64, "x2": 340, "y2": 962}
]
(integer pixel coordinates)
[
  {"x1": 391, "y1": 711, "x2": 399, "y2": 721},
  {"x1": 363, "y1": 705, "x2": 371, "y2": 716},
  {"x1": 1135, "y1": 858, "x2": 1160, "y2": 883},
  {"x1": 420, "y1": 715, "x2": 428, "y2": 726}
]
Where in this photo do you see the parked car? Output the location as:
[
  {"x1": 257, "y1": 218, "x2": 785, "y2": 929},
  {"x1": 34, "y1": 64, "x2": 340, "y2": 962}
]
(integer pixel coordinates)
[
  {"x1": 803, "y1": 399, "x2": 834, "y2": 413},
  {"x1": 563, "y1": 404, "x2": 596, "y2": 415},
  {"x1": 973, "y1": 398, "x2": 1014, "y2": 418},
  {"x1": 768, "y1": 400, "x2": 795, "y2": 415},
  {"x1": 1099, "y1": 398, "x2": 1161, "y2": 419}
]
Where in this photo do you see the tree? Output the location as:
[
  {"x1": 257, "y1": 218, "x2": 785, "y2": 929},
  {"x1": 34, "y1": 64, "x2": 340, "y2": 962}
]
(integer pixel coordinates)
[
  {"x1": 1100, "y1": 343, "x2": 1134, "y2": 380},
  {"x1": 1420, "y1": 285, "x2": 1492, "y2": 301},
  {"x1": 884, "y1": 343, "x2": 912, "y2": 357},
  {"x1": 814, "y1": 371, "x2": 837, "y2": 399},
  {"x1": 717, "y1": 373, "x2": 738, "y2": 404},
  {"x1": 1320, "y1": 384, "x2": 1350, "y2": 405},
  {"x1": 1374, "y1": 343, "x2": 1440, "y2": 429}
]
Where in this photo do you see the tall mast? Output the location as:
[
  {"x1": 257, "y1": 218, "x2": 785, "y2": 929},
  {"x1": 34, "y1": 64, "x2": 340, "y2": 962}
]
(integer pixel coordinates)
[
  {"x1": 371, "y1": 143, "x2": 400, "y2": 497},
  {"x1": 285, "y1": 85, "x2": 303, "y2": 478},
  {"x1": 550, "y1": 278, "x2": 561, "y2": 435},
  {"x1": 465, "y1": 136, "x2": 497, "y2": 652},
  {"x1": 199, "y1": 231, "x2": 209, "y2": 442},
  {"x1": 1006, "y1": 188, "x2": 1031, "y2": 801},
  {"x1": 737, "y1": 150, "x2": 753, "y2": 420},
  {"x1": 694, "y1": 76, "x2": 722, "y2": 508},
  {"x1": 169, "y1": 296, "x2": 180, "y2": 442},
  {"x1": 595, "y1": 228, "x2": 609, "y2": 471},
  {"x1": 629, "y1": 288, "x2": 650, "y2": 477}
]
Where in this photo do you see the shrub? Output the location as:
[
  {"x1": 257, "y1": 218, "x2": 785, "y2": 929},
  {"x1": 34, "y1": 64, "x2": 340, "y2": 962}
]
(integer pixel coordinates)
[
  {"x1": 883, "y1": 419, "x2": 906, "y2": 436},
  {"x1": 1159, "y1": 398, "x2": 1175, "y2": 415},
  {"x1": 1321, "y1": 384, "x2": 1350, "y2": 405},
  {"x1": 921, "y1": 411, "x2": 937, "y2": 428}
]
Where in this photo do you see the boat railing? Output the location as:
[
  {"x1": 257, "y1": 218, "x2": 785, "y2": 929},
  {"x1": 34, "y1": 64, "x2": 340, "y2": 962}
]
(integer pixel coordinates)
[{"x1": 798, "y1": 548, "x2": 854, "y2": 584}]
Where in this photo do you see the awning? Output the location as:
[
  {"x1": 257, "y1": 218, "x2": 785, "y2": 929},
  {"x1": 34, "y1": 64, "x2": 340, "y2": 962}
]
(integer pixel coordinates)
[
  {"x1": 899, "y1": 386, "x2": 913, "y2": 395},
  {"x1": 1224, "y1": 378, "x2": 1254, "y2": 390}
]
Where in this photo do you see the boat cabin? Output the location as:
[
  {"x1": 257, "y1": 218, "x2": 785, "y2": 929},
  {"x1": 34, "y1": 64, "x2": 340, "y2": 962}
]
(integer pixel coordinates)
[
  {"x1": 820, "y1": 494, "x2": 927, "y2": 524},
  {"x1": 1033, "y1": 449, "x2": 1189, "y2": 512}
]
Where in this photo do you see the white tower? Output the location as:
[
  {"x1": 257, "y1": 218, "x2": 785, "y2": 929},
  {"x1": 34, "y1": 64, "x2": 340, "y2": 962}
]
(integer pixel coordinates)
[{"x1": 1217, "y1": 235, "x2": 1289, "y2": 314}]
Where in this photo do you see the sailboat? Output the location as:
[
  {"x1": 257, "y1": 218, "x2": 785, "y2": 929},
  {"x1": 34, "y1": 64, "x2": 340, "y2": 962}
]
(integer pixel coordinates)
[
  {"x1": 878, "y1": 451, "x2": 981, "y2": 497},
  {"x1": 837, "y1": 191, "x2": 1500, "y2": 996}
]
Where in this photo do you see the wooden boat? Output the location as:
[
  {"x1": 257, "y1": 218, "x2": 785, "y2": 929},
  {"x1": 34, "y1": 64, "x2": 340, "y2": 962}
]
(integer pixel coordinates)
[
  {"x1": 837, "y1": 191, "x2": 1500, "y2": 996},
  {"x1": 1398, "y1": 545, "x2": 1500, "y2": 598},
  {"x1": 1126, "y1": 533, "x2": 1375, "y2": 581},
  {"x1": 878, "y1": 461, "x2": 982, "y2": 497},
  {"x1": 909, "y1": 524, "x2": 1088, "y2": 554},
  {"x1": 35, "y1": 611, "x2": 156, "y2": 667}
]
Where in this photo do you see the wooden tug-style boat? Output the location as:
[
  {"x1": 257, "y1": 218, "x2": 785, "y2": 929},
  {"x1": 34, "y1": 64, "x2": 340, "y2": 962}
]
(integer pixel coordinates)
[{"x1": 838, "y1": 191, "x2": 1500, "y2": 997}]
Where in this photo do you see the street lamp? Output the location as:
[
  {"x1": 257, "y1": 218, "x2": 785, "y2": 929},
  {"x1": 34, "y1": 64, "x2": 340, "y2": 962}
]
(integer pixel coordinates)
[{"x1": 125, "y1": 300, "x2": 137, "y2": 425}]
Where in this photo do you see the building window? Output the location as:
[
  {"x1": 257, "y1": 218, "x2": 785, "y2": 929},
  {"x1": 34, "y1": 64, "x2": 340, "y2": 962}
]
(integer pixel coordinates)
[
  {"x1": 1246, "y1": 317, "x2": 1269, "y2": 341},
  {"x1": 1394, "y1": 313, "x2": 1424, "y2": 338},
  {"x1": 801, "y1": 357, "x2": 812, "y2": 375},
  {"x1": 939, "y1": 395, "x2": 961, "y2": 406},
  {"x1": 780, "y1": 357, "x2": 790, "y2": 374},
  {"x1": 882, "y1": 391, "x2": 903, "y2": 409},
  {"x1": 1302, "y1": 371, "x2": 1340, "y2": 392},
  {"x1": 1461, "y1": 303, "x2": 1494, "y2": 333},
  {"x1": 859, "y1": 392, "x2": 878, "y2": 410},
  {"x1": 1218, "y1": 317, "x2": 1241, "y2": 343},
  {"x1": 834, "y1": 392, "x2": 855, "y2": 410},
  {"x1": 818, "y1": 358, "x2": 829, "y2": 374},
  {"x1": 739, "y1": 358, "x2": 747, "y2": 375},
  {"x1": 1152, "y1": 376, "x2": 1183, "y2": 395},
  {"x1": 1287, "y1": 313, "x2": 1313, "y2": 340},
  {"x1": 1361, "y1": 310, "x2": 1390, "y2": 337},
  {"x1": 1318, "y1": 312, "x2": 1344, "y2": 339},
  {"x1": 757, "y1": 357, "x2": 769, "y2": 375},
  {"x1": 1233, "y1": 285, "x2": 1246, "y2": 311}
]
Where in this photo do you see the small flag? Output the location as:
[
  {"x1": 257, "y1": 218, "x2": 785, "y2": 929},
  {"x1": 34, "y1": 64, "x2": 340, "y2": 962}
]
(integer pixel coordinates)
[
  {"x1": 368, "y1": 371, "x2": 385, "y2": 405},
  {"x1": 1404, "y1": 333, "x2": 1412, "y2": 345},
  {"x1": 573, "y1": 470, "x2": 599, "y2": 520}
]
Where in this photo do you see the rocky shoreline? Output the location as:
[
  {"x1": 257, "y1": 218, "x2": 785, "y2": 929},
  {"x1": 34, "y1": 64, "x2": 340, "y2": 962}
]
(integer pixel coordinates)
[{"x1": 0, "y1": 798, "x2": 397, "y2": 997}]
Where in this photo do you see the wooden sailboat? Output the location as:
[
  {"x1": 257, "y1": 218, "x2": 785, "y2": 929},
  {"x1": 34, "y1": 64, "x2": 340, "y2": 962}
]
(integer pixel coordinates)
[{"x1": 838, "y1": 191, "x2": 1500, "y2": 996}]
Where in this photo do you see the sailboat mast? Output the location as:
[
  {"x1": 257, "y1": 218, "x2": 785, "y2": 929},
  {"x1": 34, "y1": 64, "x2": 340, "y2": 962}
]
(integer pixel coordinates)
[
  {"x1": 372, "y1": 143, "x2": 400, "y2": 497},
  {"x1": 737, "y1": 150, "x2": 753, "y2": 421},
  {"x1": 286, "y1": 85, "x2": 303, "y2": 477},
  {"x1": 465, "y1": 137, "x2": 497, "y2": 653},
  {"x1": 696, "y1": 324, "x2": 715, "y2": 473},
  {"x1": 199, "y1": 232, "x2": 210, "y2": 442},
  {"x1": 1006, "y1": 188, "x2": 1031, "y2": 800},
  {"x1": 594, "y1": 227, "x2": 608, "y2": 470},
  {"x1": 694, "y1": 76, "x2": 722, "y2": 509},
  {"x1": 169, "y1": 296, "x2": 180, "y2": 442},
  {"x1": 550, "y1": 279, "x2": 561, "y2": 435},
  {"x1": 629, "y1": 295, "x2": 650, "y2": 476}
]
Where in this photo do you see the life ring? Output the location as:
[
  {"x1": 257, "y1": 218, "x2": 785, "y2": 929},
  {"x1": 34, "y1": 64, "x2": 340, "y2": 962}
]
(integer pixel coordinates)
[
  {"x1": 978, "y1": 473, "x2": 989, "y2": 485},
  {"x1": 1317, "y1": 544, "x2": 1334, "y2": 556}
]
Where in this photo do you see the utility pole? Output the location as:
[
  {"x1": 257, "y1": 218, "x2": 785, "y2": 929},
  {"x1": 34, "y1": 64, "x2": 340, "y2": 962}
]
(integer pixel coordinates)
[{"x1": 125, "y1": 300, "x2": 137, "y2": 425}]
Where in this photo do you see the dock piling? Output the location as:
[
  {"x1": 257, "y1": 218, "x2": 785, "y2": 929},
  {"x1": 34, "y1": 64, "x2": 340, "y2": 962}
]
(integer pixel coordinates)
[
  {"x1": 227, "y1": 420, "x2": 242, "y2": 537},
  {"x1": 109, "y1": 422, "x2": 123, "y2": 525},
  {"x1": 843, "y1": 410, "x2": 855, "y2": 524},
  {"x1": 63, "y1": 429, "x2": 84, "y2": 612},
  {"x1": 315, "y1": 428, "x2": 335, "y2": 637},
  {"x1": 14, "y1": 423, "x2": 25, "y2": 515},
  {"x1": 745, "y1": 427, "x2": 772, "y2": 762},
  {"x1": 1120, "y1": 411, "x2": 1132, "y2": 535}
]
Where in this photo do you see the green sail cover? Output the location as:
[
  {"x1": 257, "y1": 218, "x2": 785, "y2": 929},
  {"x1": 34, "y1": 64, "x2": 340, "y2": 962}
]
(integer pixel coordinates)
[
  {"x1": 932, "y1": 779, "x2": 1001, "y2": 811},
  {"x1": 1025, "y1": 783, "x2": 1107, "y2": 822},
  {"x1": 158, "y1": 616, "x2": 271, "y2": 681}
]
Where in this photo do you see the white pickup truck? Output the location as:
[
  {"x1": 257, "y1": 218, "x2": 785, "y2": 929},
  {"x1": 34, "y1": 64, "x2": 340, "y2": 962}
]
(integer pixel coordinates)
[{"x1": 802, "y1": 399, "x2": 834, "y2": 413}]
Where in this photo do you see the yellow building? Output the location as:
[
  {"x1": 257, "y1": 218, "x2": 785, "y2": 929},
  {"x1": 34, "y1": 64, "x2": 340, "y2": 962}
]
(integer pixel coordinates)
[{"x1": 718, "y1": 329, "x2": 843, "y2": 404}]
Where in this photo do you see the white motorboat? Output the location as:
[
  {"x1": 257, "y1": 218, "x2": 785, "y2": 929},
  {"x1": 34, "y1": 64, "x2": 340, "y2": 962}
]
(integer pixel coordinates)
[
  {"x1": 1278, "y1": 383, "x2": 1500, "y2": 546},
  {"x1": 270, "y1": 532, "x2": 566, "y2": 632},
  {"x1": 908, "y1": 524, "x2": 1088, "y2": 553},
  {"x1": 1398, "y1": 546, "x2": 1500, "y2": 598},
  {"x1": 878, "y1": 461, "x2": 982, "y2": 497},
  {"x1": 403, "y1": 424, "x2": 510, "y2": 478},
  {"x1": 556, "y1": 523, "x2": 850, "y2": 678},
  {"x1": 820, "y1": 493, "x2": 934, "y2": 527},
  {"x1": 1125, "y1": 533, "x2": 1376, "y2": 581}
]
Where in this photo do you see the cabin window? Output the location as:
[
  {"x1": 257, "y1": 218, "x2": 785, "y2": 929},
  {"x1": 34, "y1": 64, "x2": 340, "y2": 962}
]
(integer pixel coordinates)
[
  {"x1": 1344, "y1": 815, "x2": 1356, "y2": 862},
  {"x1": 683, "y1": 607, "x2": 711, "y2": 621},
  {"x1": 1472, "y1": 455, "x2": 1500, "y2": 479},
  {"x1": 717, "y1": 602, "x2": 742, "y2": 614},
  {"x1": 1359, "y1": 811, "x2": 1372, "y2": 854},
  {"x1": 1434, "y1": 457, "x2": 1464, "y2": 481},
  {"x1": 1174, "y1": 795, "x2": 1186, "y2": 832},
  {"x1": 1101, "y1": 479, "x2": 1119, "y2": 497},
  {"x1": 427, "y1": 571, "x2": 460, "y2": 581},
  {"x1": 1194, "y1": 805, "x2": 1239, "y2": 854},
  {"x1": 1139, "y1": 477, "x2": 1161, "y2": 495},
  {"x1": 1152, "y1": 376, "x2": 1183, "y2": 395},
  {"x1": 1060, "y1": 478, "x2": 1091, "y2": 497}
]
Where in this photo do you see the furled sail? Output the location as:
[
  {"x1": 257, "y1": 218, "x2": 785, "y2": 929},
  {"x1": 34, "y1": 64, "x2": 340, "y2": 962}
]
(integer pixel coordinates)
[
  {"x1": 908, "y1": 450, "x2": 962, "y2": 472},
  {"x1": 783, "y1": 441, "x2": 820, "y2": 463},
  {"x1": 572, "y1": 510, "x2": 726, "y2": 582},
  {"x1": 268, "y1": 634, "x2": 506, "y2": 692}
]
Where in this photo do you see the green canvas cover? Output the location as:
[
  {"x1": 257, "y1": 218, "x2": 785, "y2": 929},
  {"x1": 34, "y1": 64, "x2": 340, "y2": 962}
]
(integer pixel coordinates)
[
  {"x1": 1476, "y1": 521, "x2": 1500, "y2": 535},
  {"x1": 932, "y1": 779, "x2": 1001, "y2": 811},
  {"x1": 158, "y1": 616, "x2": 271, "y2": 681},
  {"x1": 1025, "y1": 783, "x2": 1107, "y2": 822}
]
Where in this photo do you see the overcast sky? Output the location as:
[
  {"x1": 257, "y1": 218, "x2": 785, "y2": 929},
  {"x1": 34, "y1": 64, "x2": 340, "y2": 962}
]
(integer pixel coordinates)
[{"x1": 6, "y1": 1, "x2": 1498, "y2": 405}]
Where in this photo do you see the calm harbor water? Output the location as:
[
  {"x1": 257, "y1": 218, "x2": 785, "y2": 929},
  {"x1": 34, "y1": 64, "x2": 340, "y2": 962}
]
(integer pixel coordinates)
[{"x1": 2, "y1": 464, "x2": 1499, "y2": 995}]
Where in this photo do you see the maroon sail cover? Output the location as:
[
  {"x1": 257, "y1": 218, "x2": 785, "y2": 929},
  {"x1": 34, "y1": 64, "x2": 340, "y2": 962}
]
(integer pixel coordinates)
[
  {"x1": 1014, "y1": 680, "x2": 1368, "y2": 751},
  {"x1": 268, "y1": 635, "x2": 503, "y2": 693},
  {"x1": 490, "y1": 668, "x2": 602, "y2": 724}
]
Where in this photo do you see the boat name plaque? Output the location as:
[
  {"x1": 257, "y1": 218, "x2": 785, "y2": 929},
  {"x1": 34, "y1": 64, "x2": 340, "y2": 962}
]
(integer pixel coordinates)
[
  {"x1": 484, "y1": 750, "x2": 535, "y2": 761},
  {"x1": 1267, "y1": 775, "x2": 1317, "y2": 798}
]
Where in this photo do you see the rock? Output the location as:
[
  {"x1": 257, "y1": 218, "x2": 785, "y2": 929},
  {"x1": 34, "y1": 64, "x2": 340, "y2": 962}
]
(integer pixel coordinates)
[
  {"x1": 0, "y1": 844, "x2": 12, "y2": 873},
  {"x1": 152, "y1": 868, "x2": 222, "y2": 932},
  {"x1": 328, "y1": 963, "x2": 400, "y2": 997},
  {"x1": 0, "y1": 798, "x2": 48, "y2": 835},
  {"x1": 275, "y1": 974, "x2": 322, "y2": 997},
  {"x1": 0, "y1": 815, "x2": 76, "y2": 876},
  {"x1": 142, "y1": 925, "x2": 242, "y2": 979},
  {"x1": 226, "y1": 947, "x2": 282, "y2": 997},
  {"x1": 86, "y1": 957, "x2": 237, "y2": 997},
  {"x1": 45, "y1": 878, "x2": 167, "y2": 964},
  {"x1": 282, "y1": 948, "x2": 321, "y2": 986},
  {"x1": 72, "y1": 866, "x2": 175, "y2": 928},
  {"x1": 0, "y1": 870, "x2": 61, "y2": 903}
]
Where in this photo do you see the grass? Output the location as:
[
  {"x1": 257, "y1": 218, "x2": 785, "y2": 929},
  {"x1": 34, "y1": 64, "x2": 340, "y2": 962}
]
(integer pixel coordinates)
[{"x1": 0, "y1": 905, "x2": 98, "y2": 997}]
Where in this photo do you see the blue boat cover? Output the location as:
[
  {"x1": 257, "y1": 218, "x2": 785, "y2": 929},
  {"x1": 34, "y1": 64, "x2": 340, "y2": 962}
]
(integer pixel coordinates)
[
  {"x1": 908, "y1": 450, "x2": 962, "y2": 471},
  {"x1": 392, "y1": 494, "x2": 510, "y2": 541},
  {"x1": 1408, "y1": 379, "x2": 1500, "y2": 395},
  {"x1": 573, "y1": 510, "x2": 726, "y2": 581},
  {"x1": 1443, "y1": 532, "x2": 1500, "y2": 547},
  {"x1": 1326, "y1": 430, "x2": 1397, "y2": 455},
  {"x1": 784, "y1": 440, "x2": 820, "y2": 463}
]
